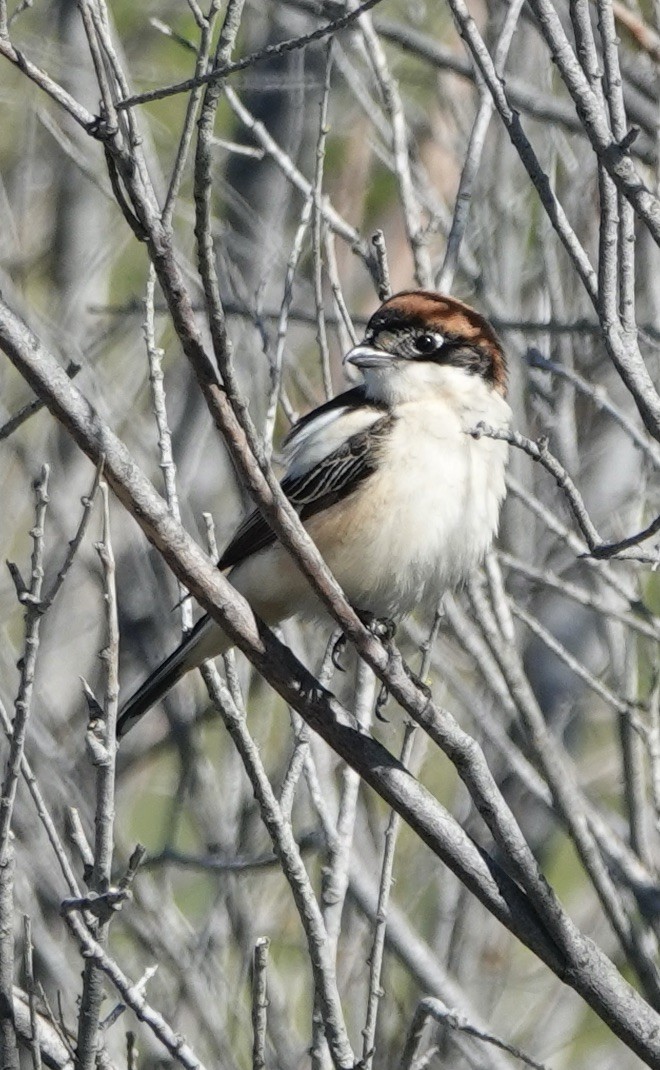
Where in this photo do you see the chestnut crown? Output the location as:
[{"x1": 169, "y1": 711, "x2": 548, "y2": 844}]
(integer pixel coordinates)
[{"x1": 363, "y1": 290, "x2": 507, "y2": 395}]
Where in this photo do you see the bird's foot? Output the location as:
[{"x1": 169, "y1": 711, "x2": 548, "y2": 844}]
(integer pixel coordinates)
[
  {"x1": 356, "y1": 609, "x2": 397, "y2": 642},
  {"x1": 330, "y1": 612, "x2": 397, "y2": 673},
  {"x1": 357, "y1": 611, "x2": 398, "y2": 720}
]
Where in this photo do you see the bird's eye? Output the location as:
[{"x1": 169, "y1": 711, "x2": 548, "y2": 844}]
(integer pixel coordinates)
[{"x1": 413, "y1": 332, "x2": 442, "y2": 354}]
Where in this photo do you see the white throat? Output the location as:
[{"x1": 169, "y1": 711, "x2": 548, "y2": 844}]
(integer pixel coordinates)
[{"x1": 362, "y1": 360, "x2": 501, "y2": 416}]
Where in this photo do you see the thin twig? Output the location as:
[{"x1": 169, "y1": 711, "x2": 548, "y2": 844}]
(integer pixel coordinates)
[
  {"x1": 1, "y1": 466, "x2": 49, "y2": 862},
  {"x1": 324, "y1": 232, "x2": 357, "y2": 350},
  {"x1": 162, "y1": 2, "x2": 222, "y2": 226},
  {"x1": 193, "y1": 0, "x2": 248, "y2": 404},
  {"x1": 399, "y1": 996, "x2": 550, "y2": 1070},
  {"x1": 362, "y1": 611, "x2": 441, "y2": 1069},
  {"x1": 312, "y1": 43, "x2": 334, "y2": 401},
  {"x1": 251, "y1": 937, "x2": 270, "y2": 1070},
  {"x1": 323, "y1": 660, "x2": 376, "y2": 959},
  {"x1": 64, "y1": 908, "x2": 206, "y2": 1070},
  {"x1": 436, "y1": 0, "x2": 526, "y2": 291},
  {"x1": 201, "y1": 661, "x2": 355, "y2": 1070},
  {"x1": 263, "y1": 191, "x2": 314, "y2": 453},
  {"x1": 116, "y1": 0, "x2": 388, "y2": 111},
  {"x1": 76, "y1": 2, "x2": 118, "y2": 140},
  {"x1": 370, "y1": 231, "x2": 391, "y2": 301},
  {"x1": 0, "y1": 844, "x2": 18, "y2": 1070},
  {"x1": 75, "y1": 483, "x2": 119, "y2": 1070},
  {"x1": 597, "y1": 0, "x2": 636, "y2": 333},
  {"x1": 22, "y1": 916, "x2": 42, "y2": 1070},
  {"x1": 41, "y1": 460, "x2": 104, "y2": 610},
  {"x1": 471, "y1": 422, "x2": 660, "y2": 563},
  {"x1": 144, "y1": 269, "x2": 192, "y2": 631}
]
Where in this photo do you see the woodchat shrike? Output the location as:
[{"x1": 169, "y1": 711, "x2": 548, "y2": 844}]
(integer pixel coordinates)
[{"x1": 118, "y1": 290, "x2": 510, "y2": 738}]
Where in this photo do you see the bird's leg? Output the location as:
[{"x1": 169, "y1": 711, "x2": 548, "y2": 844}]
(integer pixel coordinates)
[
  {"x1": 353, "y1": 610, "x2": 398, "y2": 721},
  {"x1": 360, "y1": 613, "x2": 433, "y2": 714},
  {"x1": 329, "y1": 611, "x2": 400, "y2": 719}
]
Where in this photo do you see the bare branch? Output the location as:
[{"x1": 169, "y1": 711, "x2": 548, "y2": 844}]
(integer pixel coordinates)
[
  {"x1": 471, "y1": 422, "x2": 660, "y2": 563},
  {"x1": 251, "y1": 938, "x2": 270, "y2": 1070},
  {"x1": 3, "y1": 303, "x2": 660, "y2": 1062},
  {"x1": 399, "y1": 996, "x2": 550, "y2": 1070},
  {"x1": 116, "y1": 0, "x2": 389, "y2": 111},
  {"x1": 1, "y1": 466, "x2": 49, "y2": 861}
]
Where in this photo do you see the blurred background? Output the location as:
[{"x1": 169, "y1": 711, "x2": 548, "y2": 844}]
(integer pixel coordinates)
[{"x1": 1, "y1": 0, "x2": 660, "y2": 1067}]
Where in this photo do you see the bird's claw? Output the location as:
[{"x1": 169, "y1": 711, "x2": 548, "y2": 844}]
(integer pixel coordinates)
[
  {"x1": 331, "y1": 632, "x2": 348, "y2": 672},
  {"x1": 374, "y1": 658, "x2": 431, "y2": 723},
  {"x1": 356, "y1": 611, "x2": 398, "y2": 720},
  {"x1": 403, "y1": 662, "x2": 432, "y2": 700},
  {"x1": 297, "y1": 674, "x2": 328, "y2": 706},
  {"x1": 375, "y1": 681, "x2": 390, "y2": 722}
]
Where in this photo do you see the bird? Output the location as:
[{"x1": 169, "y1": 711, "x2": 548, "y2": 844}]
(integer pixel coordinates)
[{"x1": 117, "y1": 289, "x2": 510, "y2": 739}]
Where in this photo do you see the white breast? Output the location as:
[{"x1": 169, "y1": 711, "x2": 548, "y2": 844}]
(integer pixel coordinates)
[
  {"x1": 308, "y1": 381, "x2": 510, "y2": 618},
  {"x1": 233, "y1": 372, "x2": 510, "y2": 628}
]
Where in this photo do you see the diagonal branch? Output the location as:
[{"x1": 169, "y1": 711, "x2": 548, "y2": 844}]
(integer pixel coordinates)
[
  {"x1": 3, "y1": 297, "x2": 660, "y2": 1065},
  {"x1": 116, "y1": 0, "x2": 388, "y2": 111}
]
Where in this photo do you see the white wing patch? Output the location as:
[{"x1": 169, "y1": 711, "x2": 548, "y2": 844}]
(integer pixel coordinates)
[{"x1": 284, "y1": 405, "x2": 385, "y2": 477}]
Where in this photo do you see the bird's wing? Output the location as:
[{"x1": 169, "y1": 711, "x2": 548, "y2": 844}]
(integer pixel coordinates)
[
  {"x1": 282, "y1": 385, "x2": 369, "y2": 449},
  {"x1": 218, "y1": 407, "x2": 393, "y2": 571}
]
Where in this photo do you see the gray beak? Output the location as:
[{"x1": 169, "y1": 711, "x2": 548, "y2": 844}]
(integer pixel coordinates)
[{"x1": 343, "y1": 344, "x2": 391, "y2": 370}]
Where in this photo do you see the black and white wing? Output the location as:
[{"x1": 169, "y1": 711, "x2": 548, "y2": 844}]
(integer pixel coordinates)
[{"x1": 218, "y1": 390, "x2": 391, "y2": 571}]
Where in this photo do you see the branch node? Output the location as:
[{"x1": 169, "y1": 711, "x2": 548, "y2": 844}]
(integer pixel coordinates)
[{"x1": 619, "y1": 126, "x2": 640, "y2": 153}]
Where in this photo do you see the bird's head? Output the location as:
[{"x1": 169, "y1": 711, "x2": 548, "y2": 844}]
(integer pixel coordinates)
[{"x1": 344, "y1": 291, "x2": 507, "y2": 407}]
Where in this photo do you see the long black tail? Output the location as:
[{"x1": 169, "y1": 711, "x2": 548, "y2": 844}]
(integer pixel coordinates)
[{"x1": 117, "y1": 616, "x2": 216, "y2": 739}]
